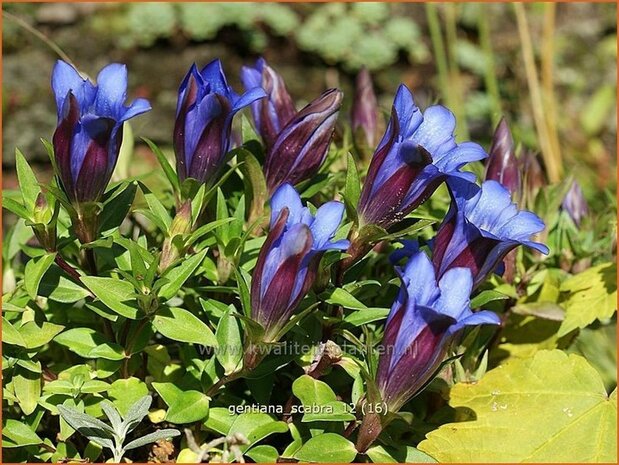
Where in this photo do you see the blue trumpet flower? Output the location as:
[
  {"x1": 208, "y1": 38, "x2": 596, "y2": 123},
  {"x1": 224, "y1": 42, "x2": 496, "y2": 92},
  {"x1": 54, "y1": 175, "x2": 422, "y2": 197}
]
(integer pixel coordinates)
[
  {"x1": 174, "y1": 60, "x2": 266, "y2": 184},
  {"x1": 240, "y1": 58, "x2": 296, "y2": 149},
  {"x1": 376, "y1": 251, "x2": 500, "y2": 411},
  {"x1": 52, "y1": 60, "x2": 151, "y2": 203},
  {"x1": 433, "y1": 178, "x2": 550, "y2": 288},
  {"x1": 251, "y1": 183, "x2": 349, "y2": 342},
  {"x1": 356, "y1": 251, "x2": 499, "y2": 452},
  {"x1": 358, "y1": 84, "x2": 487, "y2": 230}
]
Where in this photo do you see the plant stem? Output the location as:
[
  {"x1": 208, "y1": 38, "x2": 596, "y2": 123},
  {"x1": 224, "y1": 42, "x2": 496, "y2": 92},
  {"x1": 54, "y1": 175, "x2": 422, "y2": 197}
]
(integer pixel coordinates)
[
  {"x1": 54, "y1": 255, "x2": 82, "y2": 282},
  {"x1": 514, "y1": 3, "x2": 562, "y2": 183},
  {"x1": 122, "y1": 317, "x2": 151, "y2": 378},
  {"x1": 540, "y1": 3, "x2": 562, "y2": 177},
  {"x1": 426, "y1": 4, "x2": 451, "y2": 107},
  {"x1": 478, "y1": 9, "x2": 502, "y2": 121},
  {"x1": 2, "y1": 10, "x2": 74, "y2": 64},
  {"x1": 444, "y1": 3, "x2": 469, "y2": 140}
]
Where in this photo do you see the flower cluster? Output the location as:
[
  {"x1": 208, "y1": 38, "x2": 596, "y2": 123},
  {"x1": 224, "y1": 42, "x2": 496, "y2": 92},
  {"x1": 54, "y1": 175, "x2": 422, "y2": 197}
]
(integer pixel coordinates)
[{"x1": 46, "y1": 58, "x2": 549, "y2": 456}]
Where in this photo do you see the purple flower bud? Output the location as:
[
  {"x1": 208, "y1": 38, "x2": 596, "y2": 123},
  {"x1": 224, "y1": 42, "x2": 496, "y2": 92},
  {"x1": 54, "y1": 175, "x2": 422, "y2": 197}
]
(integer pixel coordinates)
[
  {"x1": 433, "y1": 178, "x2": 549, "y2": 288},
  {"x1": 264, "y1": 89, "x2": 343, "y2": 194},
  {"x1": 351, "y1": 67, "x2": 379, "y2": 148},
  {"x1": 379, "y1": 251, "x2": 499, "y2": 410},
  {"x1": 174, "y1": 60, "x2": 266, "y2": 185},
  {"x1": 240, "y1": 58, "x2": 296, "y2": 149},
  {"x1": 562, "y1": 180, "x2": 588, "y2": 226},
  {"x1": 357, "y1": 85, "x2": 487, "y2": 230},
  {"x1": 485, "y1": 117, "x2": 521, "y2": 199},
  {"x1": 51, "y1": 60, "x2": 151, "y2": 203},
  {"x1": 251, "y1": 184, "x2": 349, "y2": 342}
]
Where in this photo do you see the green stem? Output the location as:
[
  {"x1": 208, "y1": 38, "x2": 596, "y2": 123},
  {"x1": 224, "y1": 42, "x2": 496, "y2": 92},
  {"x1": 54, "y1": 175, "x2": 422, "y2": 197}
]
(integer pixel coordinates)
[
  {"x1": 478, "y1": 10, "x2": 502, "y2": 121},
  {"x1": 426, "y1": 4, "x2": 451, "y2": 107},
  {"x1": 444, "y1": 3, "x2": 469, "y2": 140}
]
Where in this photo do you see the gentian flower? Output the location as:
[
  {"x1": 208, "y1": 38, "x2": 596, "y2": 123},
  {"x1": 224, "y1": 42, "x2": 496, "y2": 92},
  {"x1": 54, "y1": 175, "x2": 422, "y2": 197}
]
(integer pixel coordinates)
[
  {"x1": 251, "y1": 183, "x2": 349, "y2": 343},
  {"x1": 264, "y1": 88, "x2": 343, "y2": 194},
  {"x1": 351, "y1": 67, "x2": 379, "y2": 149},
  {"x1": 357, "y1": 84, "x2": 487, "y2": 230},
  {"x1": 356, "y1": 251, "x2": 500, "y2": 452},
  {"x1": 52, "y1": 60, "x2": 151, "y2": 204},
  {"x1": 561, "y1": 180, "x2": 588, "y2": 226},
  {"x1": 174, "y1": 60, "x2": 266, "y2": 185},
  {"x1": 240, "y1": 58, "x2": 296, "y2": 149},
  {"x1": 485, "y1": 117, "x2": 520, "y2": 199},
  {"x1": 433, "y1": 178, "x2": 549, "y2": 289}
]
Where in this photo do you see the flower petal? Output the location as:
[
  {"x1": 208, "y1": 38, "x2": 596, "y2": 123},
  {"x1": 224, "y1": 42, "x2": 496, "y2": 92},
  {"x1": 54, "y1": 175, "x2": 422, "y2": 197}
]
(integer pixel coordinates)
[{"x1": 94, "y1": 63, "x2": 128, "y2": 119}]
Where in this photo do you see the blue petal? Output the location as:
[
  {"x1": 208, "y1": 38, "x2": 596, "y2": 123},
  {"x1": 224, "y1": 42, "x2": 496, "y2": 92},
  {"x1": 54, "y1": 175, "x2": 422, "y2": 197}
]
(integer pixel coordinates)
[
  {"x1": 120, "y1": 98, "x2": 151, "y2": 122},
  {"x1": 176, "y1": 64, "x2": 204, "y2": 116},
  {"x1": 401, "y1": 251, "x2": 441, "y2": 307},
  {"x1": 436, "y1": 267, "x2": 474, "y2": 320},
  {"x1": 434, "y1": 141, "x2": 488, "y2": 173},
  {"x1": 232, "y1": 87, "x2": 267, "y2": 113},
  {"x1": 270, "y1": 183, "x2": 304, "y2": 227},
  {"x1": 51, "y1": 60, "x2": 95, "y2": 117},
  {"x1": 310, "y1": 201, "x2": 345, "y2": 248},
  {"x1": 413, "y1": 105, "x2": 457, "y2": 155},
  {"x1": 324, "y1": 239, "x2": 350, "y2": 251},
  {"x1": 451, "y1": 310, "x2": 501, "y2": 333},
  {"x1": 94, "y1": 63, "x2": 128, "y2": 119},
  {"x1": 200, "y1": 59, "x2": 231, "y2": 98},
  {"x1": 240, "y1": 64, "x2": 262, "y2": 91},
  {"x1": 392, "y1": 84, "x2": 423, "y2": 138}
]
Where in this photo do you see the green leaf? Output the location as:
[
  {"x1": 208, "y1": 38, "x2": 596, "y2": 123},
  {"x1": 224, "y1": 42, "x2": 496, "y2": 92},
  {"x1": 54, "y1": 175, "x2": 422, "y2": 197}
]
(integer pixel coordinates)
[
  {"x1": 235, "y1": 267, "x2": 252, "y2": 318},
  {"x1": 2, "y1": 318, "x2": 27, "y2": 346},
  {"x1": 343, "y1": 152, "x2": 361, "y2": 221},
  {"x1": 2, "y1": 419, "x2": 44, "y2": 448},
  {"x1": 153, "y1": 307, "x2": 217, "y2": 347},
  {"x1": 80, "y1": 276, "x2": 139, "y2": 319},
  {"x1": 292, "y1": 375, "x2": 337, "y2": 406},
  {"x1": 54, "y1": 328, "x2": 125, "y2": 361},
  {"x1": 323, "y1": 288, "x2": 367, "y2": 310},
  {"x1": 107, "y1": 378, "x2": 149, "y2": 417},
  {"x1": 15, "y1": 148, "x2": 39, "y2": 213},
  {"x1": 558, "y1": 263, "x2": 617, "y2": 336},
  {"x1": 24, "y1": 253, "x2": 57, "y2": 299},
  {"x1": 203, "y1": 407, "x2": 237, "y2": 435},
  {"x1": 293, "y1": 433, "x2": 357, "y2": 463},
  {"x1": 418, "y1": 350, "x2": 617, "y2": 462},
  {"x1": 245, "y1": 444, "x2": 280, "y2": 463},
  {"x1": 228, "y1": 412, "x2": 288, "y2": 452},
  {"x1": 470, "y1": 289, "x2": 511, "y2": 308},
  {"x1": 344, "y1": 308, "x2": 389, "y2": 326},
  {"x1": 124, "y1": 428, "x2": 181, "y2": 451},
  {"x1": 17, "y1": 321, "x2": 64, "y2": 349},
  {"x1": 165, "y1": 391, "x2": 210, "y2": 424},
  {"x1": 138, "y1": 182, "x2": 172, "y2": 232},
  {"x1": 215, "y1": 307, "x2": 243, "y2": 375},
  {"x1": 13, "y1": 368, "x2": 41, "y2": 415},
  {"x1": 366, "y1": 445, "x2": 436, "y2": 463},
  {"x1": 236, "y1": 148, "x2": 268, "y2": 224},
  {"x1": 39, "y1": 267, "x2": 91, "y2": 303},
  {"x1": 158, "y1": 249, "x2": 208, "y2": 300},
  {"x1": 143, "y1": 138, "x2": 180, "y2": 193},
  {"x1": 301, "y1": 400, "x2": 355, "y2": 422},
  {"x1": 2, "y1": 196, "x2": 30, "y2": 220},
  {"x1": 99, "y1": 181, "x2": 138, "y2": 236}
]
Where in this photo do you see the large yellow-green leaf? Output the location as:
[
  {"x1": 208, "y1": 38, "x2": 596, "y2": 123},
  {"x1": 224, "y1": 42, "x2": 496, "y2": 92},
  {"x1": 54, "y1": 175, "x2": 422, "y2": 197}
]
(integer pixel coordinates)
[
  {"x1": 558, "y1": 263, "x2": 617, "y2": 337},
  {"x1": 419, "y1": 350, "x2": 617, "y2": 462}
]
